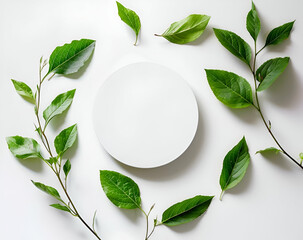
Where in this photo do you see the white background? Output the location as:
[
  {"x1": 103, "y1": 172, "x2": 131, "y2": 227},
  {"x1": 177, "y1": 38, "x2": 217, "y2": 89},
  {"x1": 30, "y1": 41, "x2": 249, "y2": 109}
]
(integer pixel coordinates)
[{"x1": 1, "y1": 0, "x2": 303, "y2": 239}]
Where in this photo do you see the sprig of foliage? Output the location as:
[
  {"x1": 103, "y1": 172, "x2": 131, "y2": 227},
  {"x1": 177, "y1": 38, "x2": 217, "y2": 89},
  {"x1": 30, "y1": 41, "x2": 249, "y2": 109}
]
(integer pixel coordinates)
[
  {"x1": 100, "y1": 170, "x2": 213, "y2": 239},
  {"x1": 6, "y1": 39, "x2": 101, "y2": 239},
  {"x1": 205, "y1": 2, "x2": 302, "y2": 170}
]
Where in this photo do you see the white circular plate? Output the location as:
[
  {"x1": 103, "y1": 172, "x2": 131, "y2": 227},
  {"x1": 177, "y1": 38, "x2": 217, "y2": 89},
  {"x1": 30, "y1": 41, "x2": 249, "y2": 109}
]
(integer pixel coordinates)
[{"x1": 93, "y1": 62, "x2": 198, "y2": 168}]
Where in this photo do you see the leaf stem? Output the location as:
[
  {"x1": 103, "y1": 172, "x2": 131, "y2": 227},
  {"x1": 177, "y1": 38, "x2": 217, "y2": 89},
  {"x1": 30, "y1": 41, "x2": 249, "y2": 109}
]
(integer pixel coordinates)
[
  {"x1": 154, "y1": 34, "x2": 162, "y2": 37},
  {"x1": 134, "y1": 34, "x2": 138, "y2": 46},
  {"x1": 251, "y1": 43, "x2": 303, "y2": 170},
  {"x1": 139, "y1": 204, "x2": 157, "y2": 240},
  {"x1": 219, "y1": 191, "x2": 224, "y2": 201}
]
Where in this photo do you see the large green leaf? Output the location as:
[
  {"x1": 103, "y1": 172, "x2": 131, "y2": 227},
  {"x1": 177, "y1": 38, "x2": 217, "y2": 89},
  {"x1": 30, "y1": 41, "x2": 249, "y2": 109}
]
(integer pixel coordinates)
[
  {"x1": 265, "y1": 21, "x2": 295, "y2": 47},
  {"x1": 48, "y1": 39, "x2": 96, "y2": 75},
  {"x1": 54, "y1": 124, "x2": 77, "y2": 155},
  {"x1": 11, "y1": 79, "x2": 35, "y2": 103},
  {"x1": 6, "y1": 136, "x2": 42, "y2": 159},
  {"x1": 256, "y1": 57, "x2": 290, "y2": 91},
  {"x1": 156, "y1": 14, "x2": 210, "y2": 44},
  {"x1": 205, "y1": 69, "x2": 253, "y2": 108},
  {"x1": 246, "y1": 2, "x2": 260, "y2": 41},
  {"x1": 116, "y1": 1, "x2": 141, "y2": 45},
  {"x1": 220, "y1": 137, "x2": 250, "y2": 200},
  {"x1": 213, "y1": 28, "x2": 251, "y2": 65},
  {"x1": 43, "y1": 89, "x2": 76, "y2": 126},
  {"x1": 31, "y1": 180, "x2": 61, "y2": 201},
  {"x1": 100, "y1": 170, "x2": 141, "y2": 209},
  {"x1": 161, "y1": 195, "x2": 213, "y2": 226}
]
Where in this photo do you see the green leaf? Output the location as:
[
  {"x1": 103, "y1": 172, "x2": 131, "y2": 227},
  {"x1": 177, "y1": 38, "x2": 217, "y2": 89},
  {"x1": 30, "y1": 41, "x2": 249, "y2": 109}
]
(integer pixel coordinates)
[
  {"x1": 116, "y1": 1, "x2": 141, "y2": 46},
  {"x1": 100, "y1": 170, "x2": 141, "y2": 209},
  {"x1": 63, "y1": 160, "x2": 71, "y2": 178},
  {"x1": 11, "y1": 79, "x2": 35, "y2": 103},
  {"x1": 256, "y1": 57, "x2": 290, "y2": 91},
  {"x1": 265, "y1": 21, "x2": 295, "y2": 47},
  {"x1": 213, "y1": 28, "x2": 251, "y2": 65},
  {"x1": 161, "y1": 195, "x2": 213, "y2": 226},
  {"x1": 54, "y1": 124, "x2": 77, "y2": 155},
  {"x1": 299, "y1": 153, "x2": 303, "y2": 160},
  {"x1": 43, "y1": 89, "x2": 76, "y2": 126},
  {"x1": 50, "y1": 203, "x2": 71, "y2": 213},
  {"x1": 48, "y1": 39, "x2": 96, "y2": 75},
  {"x1": 6, "y1": 136, "x2": 42, "y2": 159},
  {"x1": 205, "y1": 69, "x2": 253, "y2": 108},
  {"x1": 31, "y1": 180, "x2": 61, "y2": 201},
  {"x1": 246, "y1": 2, "x2": 260, "y2": 41},
  {"x1": 46, "y1": 157, "x2": 58, "y2": 165},
  {"x1": 156, "y1": 14, "x2": 210, "y2": 44},
  {"x1": 220, "y1": 137, "x2": 250, "y2": 200},
  {"x1": 256, "y1": 147, "x2": 282, "y2": 154}
]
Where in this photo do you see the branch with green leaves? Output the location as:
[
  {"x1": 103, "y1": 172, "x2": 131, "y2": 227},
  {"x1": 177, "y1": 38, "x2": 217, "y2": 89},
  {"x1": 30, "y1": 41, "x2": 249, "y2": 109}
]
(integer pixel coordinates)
[
  {"x1": 205, "y1": 2, "x2": 302, "y2": 170},
  {"x1": 6, "y1": 39, "x2": 101, "y2": 239},
  {"x1": 100, "y1": 170, "x2": 213, "y2": 239}
]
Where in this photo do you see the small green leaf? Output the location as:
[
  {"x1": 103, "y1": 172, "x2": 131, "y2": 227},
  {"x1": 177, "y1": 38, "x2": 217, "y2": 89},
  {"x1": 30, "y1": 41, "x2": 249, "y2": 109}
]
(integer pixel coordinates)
[
  {"x1": 43, "y1": 89, "x2": 76, "y2": 126},
  {"x1": 100, "y1": 170, "x2": 141, "y2": 209},
  {"x1": 46, "y1": 157, "x2": 58, "y2": 165},
  {"x1": 161, "y1": 195, "x2": 213, "y2": 226},
  {"x1": 246, "y1": 2, "x2": 261, "y2": 41},
  {"x1": 11, "y1": 79, "x2": 35, "y2": 103},
  {"x1": 265, "y1": 21, "x2": 295, "y2": 47},
  {"x1": 54, "y1": 124, "x2": 77, "y2": 155},
  {"x1": 31, "y1": 180, "x2": 61, "y2": 201},
  {"x1": 213, "y1": 28, "x2": 252, "y2": 65},
  {"x1": 116, "y1": 1, "x2": 141, "y2": 45},
  {"x1": 205, "y1": 69, "x2": 253, "y2": 108},
  {"x1": 6, "y1": 136, "x2": 42, "y2": 159},
  {"x1": 220, "y1": 137, "x2": 250, "y2": 200},
  {"x1": 256, "y1": 147, "x2": 282, "y2": 154},
  {"x1": 256, "y1": 57, "x2": 290, "y2": 91},
  {"x1": 156, "y1": 14, "x2": 210, "y2": 44},
  {"x1": 299, "y1": 153, "x2": 303, "y2": 160},
  {"x1": 50, "y1": 204, "x2": 71, "y2": 213},
  {"x1": 63, "y1": 160, "x2": 71, "y2": 178},
  {"x1": 48, "y1": 39, "x2": 95, "y2": 75}
]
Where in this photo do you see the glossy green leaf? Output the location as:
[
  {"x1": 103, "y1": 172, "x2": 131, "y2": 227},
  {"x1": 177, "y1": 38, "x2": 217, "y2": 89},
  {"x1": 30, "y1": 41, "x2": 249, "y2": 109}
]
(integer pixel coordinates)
[
  {"x1": 6, "y1": 136, "x2": 42, "y2": 159},
  {"x1": 161, "y1": 195, "x2": 213, "y2": 226},
  {"x1": 156, "y1": 14, "x2": 210, "y2": 44},
  {"x1": 220, "y1": 137, "x2": 250, "y2": 200},
  {"x1": 54, "y1": 124, "x2": 77, "y2": 155},
  {"x1": 43, "y1": 89, "x2": 76, "y2": 126},
  {"x1": 31, "y1": 180, "x2": 61, "y2": 201},
  {"x1": 116, "y1": 1, "x2": 141, "y2": 45},
  {"x1": 205, "y1": 69, "x2": 253, "y2": 108},
  {"x1": 63, "y1": 159, "x2": 71, "y2": 178},
  {"x1": 50, "y1": 203, "x2": 71, "y2": 213},
  {"x1": 265, "y1": 21, "x2": 295, "y2": 47},
  {"x1": 256, "y1": 147, "x2": 282, "y2": 154},
  {"x1": 100, "y1": 170, "x2": 141, "y2": 209},
  {"x1": 48, "y1": 39, "x2": 96, "y2": 75},
  {"x1": 11, "y1": 79, "x2": 35, "y2": 103},
  {"x1": 246, "y1": 2, "x2": 260, "y2": 41},
  {"x1": 256, "y1": 57, "x2": 290, "y2": 91},
  {"x1": 213, "y1": 28, "x2": 251, "y2": 65}
]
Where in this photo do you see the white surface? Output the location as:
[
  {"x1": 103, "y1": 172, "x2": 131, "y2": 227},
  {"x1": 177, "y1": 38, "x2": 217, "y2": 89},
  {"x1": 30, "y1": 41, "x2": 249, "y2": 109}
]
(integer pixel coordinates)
[
  {"x1": 1, "y1": 0, "x2": 303, "y2": 240},
  {"x1": 93, "y1": 62, "x2": 198, "y2": 168}
]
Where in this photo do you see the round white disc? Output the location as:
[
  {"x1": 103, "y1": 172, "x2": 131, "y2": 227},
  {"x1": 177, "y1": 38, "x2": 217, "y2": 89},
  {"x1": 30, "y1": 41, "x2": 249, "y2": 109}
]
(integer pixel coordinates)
[{"x1": 93, "y1": 62, "x2": 198, "y2": 168}]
